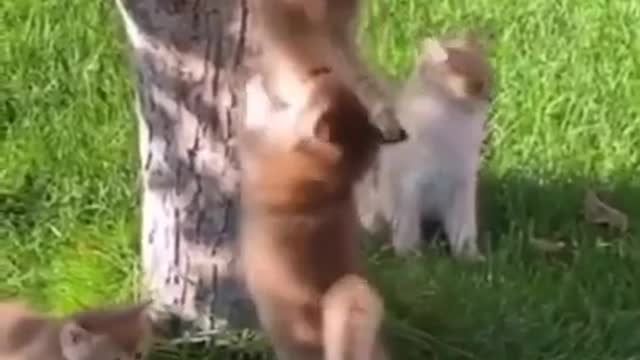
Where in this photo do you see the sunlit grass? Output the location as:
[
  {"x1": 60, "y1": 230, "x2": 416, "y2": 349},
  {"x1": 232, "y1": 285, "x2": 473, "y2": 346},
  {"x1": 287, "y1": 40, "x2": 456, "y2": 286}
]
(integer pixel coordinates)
[{"x1": 1, "y1": 0, "x2": 639, "y2": 358}]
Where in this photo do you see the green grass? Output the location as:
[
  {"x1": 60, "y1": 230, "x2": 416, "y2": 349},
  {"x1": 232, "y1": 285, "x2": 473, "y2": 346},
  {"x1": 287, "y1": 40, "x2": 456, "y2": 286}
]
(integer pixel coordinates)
[{"x1": 1, "y1": 0, "x2": 639, "y2": 359}]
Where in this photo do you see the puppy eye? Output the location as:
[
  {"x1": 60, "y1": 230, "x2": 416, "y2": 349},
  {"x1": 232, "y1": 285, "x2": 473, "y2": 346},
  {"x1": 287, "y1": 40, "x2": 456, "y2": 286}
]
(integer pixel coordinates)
[{"x1": 134, "y1": 352, "x2": 143, "y2": 359}]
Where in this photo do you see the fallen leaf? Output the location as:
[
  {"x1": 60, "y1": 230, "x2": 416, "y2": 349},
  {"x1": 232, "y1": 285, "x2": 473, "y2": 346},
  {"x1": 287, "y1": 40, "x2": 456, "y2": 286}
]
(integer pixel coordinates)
[
  {"x1": 584, "y1": 190, "x2": 629, "y2": 233},
  {"x1": 529, "y1": 238, "x2": 567, "y2": 253}
]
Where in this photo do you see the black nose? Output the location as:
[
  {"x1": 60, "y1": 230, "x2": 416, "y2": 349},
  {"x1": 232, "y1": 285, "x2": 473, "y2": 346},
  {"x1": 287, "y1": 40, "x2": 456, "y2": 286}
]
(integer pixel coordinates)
[{"x1": 381, "y1": 127, "x2": 408, "y2": 144}]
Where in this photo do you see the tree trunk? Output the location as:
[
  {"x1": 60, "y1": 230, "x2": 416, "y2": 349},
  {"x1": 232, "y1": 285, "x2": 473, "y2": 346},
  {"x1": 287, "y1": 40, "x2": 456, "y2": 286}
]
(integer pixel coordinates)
[{"x1": 115, "y1": 0, "x2": 257, "y2": 336}]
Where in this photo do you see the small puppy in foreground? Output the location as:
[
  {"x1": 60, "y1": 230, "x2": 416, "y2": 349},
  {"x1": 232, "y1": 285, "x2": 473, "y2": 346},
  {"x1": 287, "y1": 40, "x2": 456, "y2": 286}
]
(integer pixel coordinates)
[
  {"x1": 0, "y1": 300, "x2": 153, "y2": 360},
  {"x1": 358, "y1": 33, "x2": 494, "y2": 261}
]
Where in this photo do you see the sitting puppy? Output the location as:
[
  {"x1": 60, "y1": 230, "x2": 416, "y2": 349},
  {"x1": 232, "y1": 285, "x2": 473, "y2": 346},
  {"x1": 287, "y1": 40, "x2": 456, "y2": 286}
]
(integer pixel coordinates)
[{"x1": 358, "y1": 33, "x2": 494, "y2": 261}]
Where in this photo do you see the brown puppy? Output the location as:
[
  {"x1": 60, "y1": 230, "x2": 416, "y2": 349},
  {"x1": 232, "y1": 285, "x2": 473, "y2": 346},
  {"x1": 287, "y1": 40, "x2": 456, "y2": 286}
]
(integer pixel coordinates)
[
  {"x1": 0, "y1": 301, "x2": 153, "y2": 360},
  {"x1": 239, "y1": 69, "x2": 388, "y2": 360},
  {"x1": 240, "y1": 1, "x2": 392, "y2": 358}
]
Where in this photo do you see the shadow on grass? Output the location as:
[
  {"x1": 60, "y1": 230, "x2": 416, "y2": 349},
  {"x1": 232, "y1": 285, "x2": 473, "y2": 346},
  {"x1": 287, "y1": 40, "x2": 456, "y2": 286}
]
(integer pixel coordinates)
[
  {"x1": 479, "y1": 170, "x2": 640, "y2": 249},
  {"x1": 368, "y1": 169, "x2": 640, "y2": 359},
  {"x1": 0, "y1": 174, "x2": 49, "y2": 233}
]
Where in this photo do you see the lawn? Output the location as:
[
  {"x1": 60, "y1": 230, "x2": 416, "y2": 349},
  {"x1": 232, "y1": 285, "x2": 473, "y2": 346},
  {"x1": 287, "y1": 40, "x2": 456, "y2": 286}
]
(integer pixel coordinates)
[{"x1": 1, "y1": 0, "x2": 639, "y2": 359}]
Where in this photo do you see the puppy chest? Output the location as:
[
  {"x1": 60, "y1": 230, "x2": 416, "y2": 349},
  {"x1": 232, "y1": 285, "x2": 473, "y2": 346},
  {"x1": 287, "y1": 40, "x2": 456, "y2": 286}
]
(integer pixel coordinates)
[{"x1": 406, "y1": 166, "x2": 467, "y2": 213}]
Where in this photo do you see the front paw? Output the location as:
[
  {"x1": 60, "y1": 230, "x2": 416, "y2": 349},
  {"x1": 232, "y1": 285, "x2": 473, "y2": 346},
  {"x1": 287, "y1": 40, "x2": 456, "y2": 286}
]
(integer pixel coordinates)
[
  {"x1": 451, "y1": 240, "x2": 486, "y2": 262},
  {"x1": 371, "y1": 107, "x2": 407, "y2": 144},
  {"x1": 392, "y1": 236, "x2": 422, "y2": 257}
]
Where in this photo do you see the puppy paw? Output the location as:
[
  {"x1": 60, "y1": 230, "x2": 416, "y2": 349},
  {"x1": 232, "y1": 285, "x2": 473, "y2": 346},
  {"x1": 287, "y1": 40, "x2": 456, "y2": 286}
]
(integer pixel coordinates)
[
  {"x1": 392, "y1": 240, "x2": 422, "y2": 257},
  {"x1": 451, "y1": 240, "x2": 486, "y2": 262}
]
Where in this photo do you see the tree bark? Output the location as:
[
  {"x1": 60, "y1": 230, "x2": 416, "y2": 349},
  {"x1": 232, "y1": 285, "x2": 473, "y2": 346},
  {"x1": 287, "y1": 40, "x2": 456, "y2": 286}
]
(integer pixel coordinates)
[{"x1": 115, "y1": 0, "x2": 257, "y2": 336}]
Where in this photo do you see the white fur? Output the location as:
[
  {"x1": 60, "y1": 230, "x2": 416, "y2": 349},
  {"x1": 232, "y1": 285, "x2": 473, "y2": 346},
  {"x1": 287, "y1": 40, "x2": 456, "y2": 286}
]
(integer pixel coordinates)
[{"x1": 375, "y1": 85, "x2": 489, "y2": 260}]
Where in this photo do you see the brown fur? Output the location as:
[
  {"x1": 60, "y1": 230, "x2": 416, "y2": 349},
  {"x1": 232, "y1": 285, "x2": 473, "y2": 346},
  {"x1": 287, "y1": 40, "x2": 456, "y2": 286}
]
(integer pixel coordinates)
[
  {"x1": 240, "y1": 2, "x2": 394, "y2": 357},
  {"x1": 249, "y1": 0, "x2": 406, "y2": 143},
  {"x1": 238, "y1": 56, "x2": 388, "y2": 360},
  {"x1": 0, "y1": 301, "x2": 152, "y2": 360}
]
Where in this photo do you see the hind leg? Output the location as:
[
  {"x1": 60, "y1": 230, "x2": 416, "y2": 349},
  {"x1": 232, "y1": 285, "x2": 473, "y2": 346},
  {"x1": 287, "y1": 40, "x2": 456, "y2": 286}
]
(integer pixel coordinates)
[
  {"x1": 390, "y1": 182, "x2": 423, "y2": 256},
  {"x1": 252, "y1": 295, "x2": 323, "y2": 360},
  {"x1": 443, "y1": 179, "x2": 485, "y2": 261},
  {"x1": 323, "y1": 274, "x2": 386, "y2": 360}
]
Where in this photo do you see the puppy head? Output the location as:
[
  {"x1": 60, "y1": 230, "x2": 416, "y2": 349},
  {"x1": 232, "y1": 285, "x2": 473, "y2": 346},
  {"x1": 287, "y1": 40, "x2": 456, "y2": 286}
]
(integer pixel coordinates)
[
  {"x1": 297, "y1": 76, "x2": 383, "y2": 181},
  {"x1": 239, "y1": 74, "x2": 382, "y2": 211},
  {"x1": 418, "y1": 32, "x2": 494, "y2": 103},
  {"x1": 62, "y1": 302, "x2": 153, "y2": 360}
]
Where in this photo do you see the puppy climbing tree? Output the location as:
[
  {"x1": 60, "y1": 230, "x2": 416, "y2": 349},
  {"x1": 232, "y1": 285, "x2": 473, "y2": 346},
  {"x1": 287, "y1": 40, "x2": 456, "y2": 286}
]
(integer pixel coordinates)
[{"x1": 115, "y1": 0, "x2": 394, "y2": 337}]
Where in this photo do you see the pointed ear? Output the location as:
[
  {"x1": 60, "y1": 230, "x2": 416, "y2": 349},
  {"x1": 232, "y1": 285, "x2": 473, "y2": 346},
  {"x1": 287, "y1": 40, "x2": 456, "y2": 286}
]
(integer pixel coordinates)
[
  {"x1": 459, "y1": 29, "x2": 495, "y2": 53},
  {"x1": 131, "y1": 300, "x2": 152, "y2": 313},
  {"x1": 60, "y1": 321, "x2": 93, "y2": 349},
  {"x1": 311, "y1": 110, "x2": 334, "y2": 142},
  {"x1": 120, "y1": 301, "x2": 152, "y2": 324},
  {"x1": 307, "y1": 90, "x2": 382, "y2": 148},
  {"x1": 294, "y1": 99, "x2": 334, "y2": 142},
  {"x1": 458, "y1": 30, "x2": 480, "y2": 46},
  {"x1": 422, "y1": 37, "x2": 448, "y2": 63}
]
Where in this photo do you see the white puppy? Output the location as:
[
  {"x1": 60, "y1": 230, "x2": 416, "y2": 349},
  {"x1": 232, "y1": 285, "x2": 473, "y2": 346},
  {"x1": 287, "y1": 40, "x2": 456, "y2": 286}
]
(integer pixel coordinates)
[{"x1": 359, "y1": 33, "x2": 494, "y2": 260}]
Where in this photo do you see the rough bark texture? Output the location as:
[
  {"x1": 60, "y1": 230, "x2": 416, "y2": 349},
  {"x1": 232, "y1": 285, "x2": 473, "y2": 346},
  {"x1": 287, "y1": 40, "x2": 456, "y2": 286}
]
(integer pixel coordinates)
[{"x1": 115, "y1": 0, "x2": 257, "y2": 336}]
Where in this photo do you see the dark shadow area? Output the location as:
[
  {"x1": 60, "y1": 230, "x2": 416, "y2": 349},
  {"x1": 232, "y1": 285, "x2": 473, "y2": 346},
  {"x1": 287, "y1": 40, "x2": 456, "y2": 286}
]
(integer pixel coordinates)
[
  {"x1": 477, "y1": 169, "x2": 640, "y2": 251},
  {"x1": 0, "y1": 173, "x2": 49, "y2": 233},
  {"x1": 367, "y1": 169, "x2": 640, "y2": 359}
]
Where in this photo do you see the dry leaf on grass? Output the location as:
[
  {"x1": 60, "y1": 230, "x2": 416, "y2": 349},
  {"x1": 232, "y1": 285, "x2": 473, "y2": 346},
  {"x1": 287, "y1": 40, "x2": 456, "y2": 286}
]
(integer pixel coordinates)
[
  {"x1": 529, "y1": 238, "x2": 567, "y2": 253},
  {"x1": 584, "y1": 189, "x2": 629, "y2": 233}
]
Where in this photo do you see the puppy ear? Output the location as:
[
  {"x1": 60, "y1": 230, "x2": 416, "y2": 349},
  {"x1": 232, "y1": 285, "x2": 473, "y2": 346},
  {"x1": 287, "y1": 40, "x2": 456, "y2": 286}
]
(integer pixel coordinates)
[
  {"x1": 299, "y1": 92, "x2": 349, "y2": 144},
  {"x1": 422, "y1": 37, "x2": 449, "y2": 63},
  {"x1": 309, "y1": 106, "x2": 334, "y2": 143},
  {"x1": 114, "y1": 301, "x2": 153, "y2": 326},
  {"x1": 294, "y1": 90, "x2": 334, "y2": 142},
  {"x1": 455, "y1": 29, "x2": 495, "y2": 53},
  {"x1": 129, "y1": 300, "x2": 151, "y2": 316},
  {"x1": 294, "y1": 78, "x2": 381, "y2": 152},
  {"x1": 60, "y1": 321, "x2": 93, "y2": 349}
]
